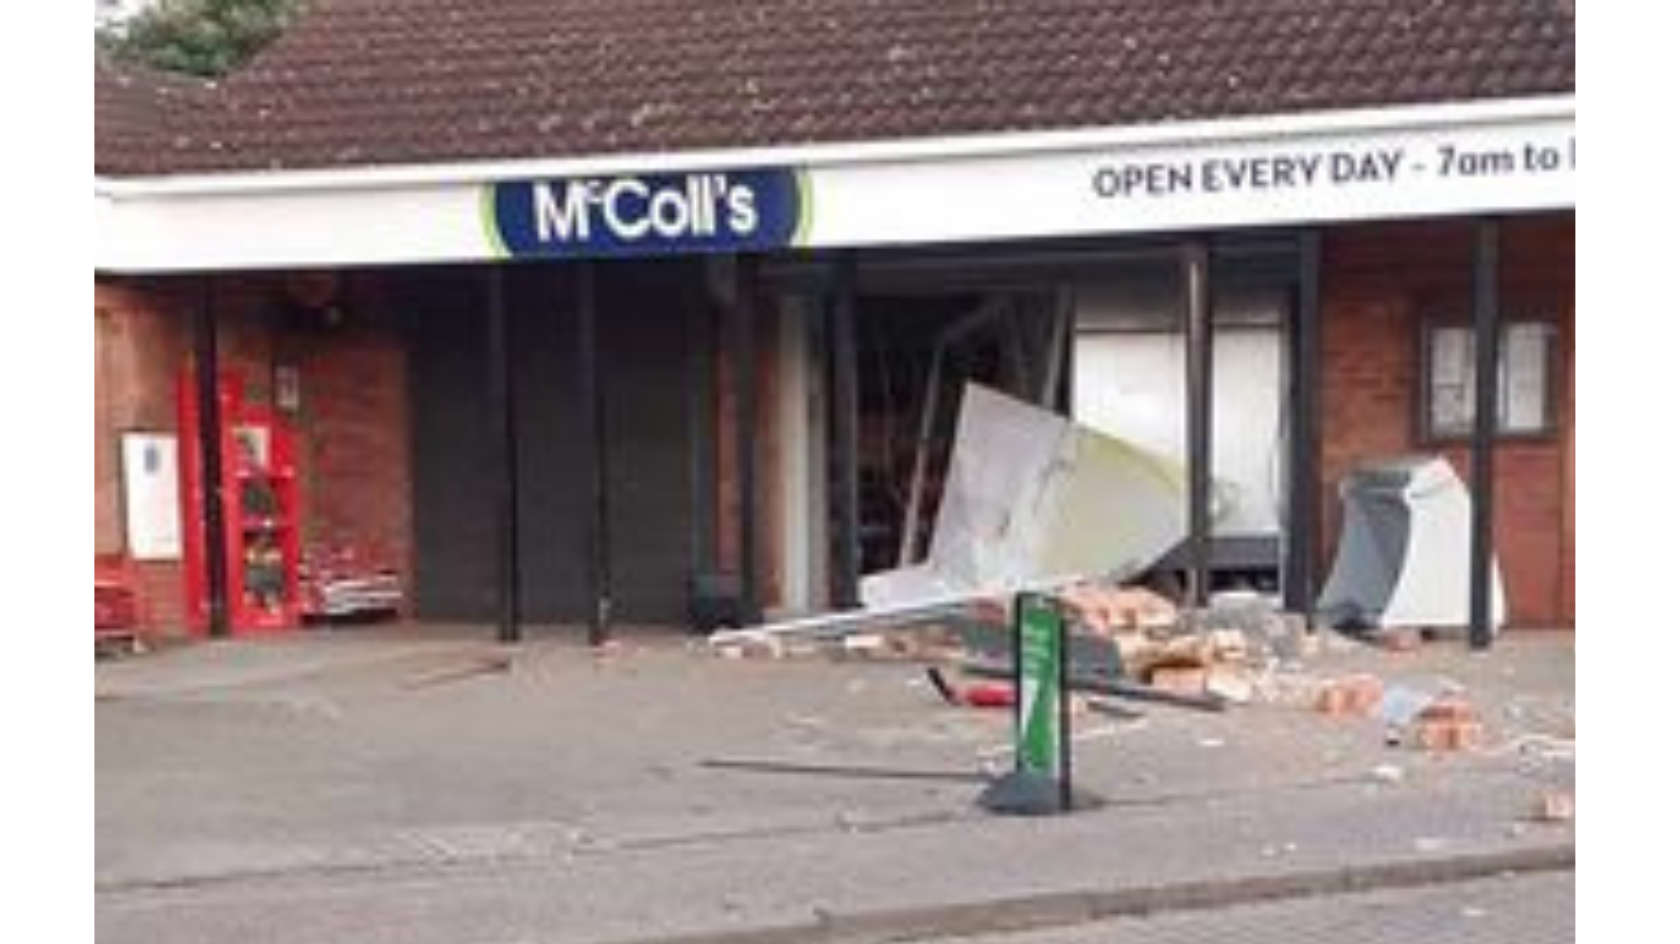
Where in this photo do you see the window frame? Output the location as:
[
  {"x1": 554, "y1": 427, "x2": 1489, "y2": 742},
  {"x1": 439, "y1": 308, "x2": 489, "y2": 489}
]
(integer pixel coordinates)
[{"x1": 1416, "y1": 315, "x2": 1559, "y2": 444}]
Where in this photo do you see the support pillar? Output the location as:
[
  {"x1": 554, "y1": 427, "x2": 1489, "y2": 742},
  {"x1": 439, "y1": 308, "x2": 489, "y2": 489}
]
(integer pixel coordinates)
[
  {"x1": 1469, "y1": 220, "x2": 1501, "y2": 650},
  {"x1": 194, "y1": 277, "x2": 230, "y2": 638},
  {"x1": 487, "y1": 266, "x2": 520, "y2": 643},
  {"x1": 830, "y1": 254, "x2": 862, "y2": 609},
  {"x1": 732, "y1": 256, "x2": 760, "y2": 624},
  {"x1": 687, "y1": 283, "x2": 717, "y2": 606},
  {"x1": 1181, "y1": 239, "x2": 1214, "y2": 610},
  {"x1": 1283, "y1": 230, "x2": 1323, "y2": 615},
  {"x1": 578, "y1": 261, "x2": 611, "y2": 645}
]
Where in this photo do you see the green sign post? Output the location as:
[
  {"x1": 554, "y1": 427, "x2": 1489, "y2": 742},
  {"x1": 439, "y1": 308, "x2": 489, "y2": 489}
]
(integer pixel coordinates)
[
  {"x1": 1016, "y1": 592, "x2": 1065, "y2": 780},
  {"x1": 977, "y1": 591, "x2": 1073, "y2": 815}
]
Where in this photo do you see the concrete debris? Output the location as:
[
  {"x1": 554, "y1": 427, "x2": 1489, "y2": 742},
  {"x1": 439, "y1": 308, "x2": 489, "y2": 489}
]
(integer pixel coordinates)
[
  {"x1": 1374, "y1": 626, "x2": 1423, "y2": 651},
  {"x1": 1369, "y1": 763, "x2": 1406, "y2": 784},
  {"x1": 1061, "y1": 583, "x2": 1179, "y2": 633},
  {"x1": 1316, "y1": 674, "x2": 1384, "y2": 716},
  {"x1": 1411, "y1": 693, "x2": 1483, "y2": 751},
  {"x1": 1376, "y1": 685, "x2": 1437, "y2": 726},
  {"x1": 1147, "y1": 665, "x2": 1211, "y2": 698},
  {"x1": 1532, "y1": 789, "x2": 1574, "y2": 822},
  {"x1": 1204, "y1": 665, "x2": 1255, "y2": 704},
  {"x1": 843, "y1": 633, "x2": 887, "y2": 657}
]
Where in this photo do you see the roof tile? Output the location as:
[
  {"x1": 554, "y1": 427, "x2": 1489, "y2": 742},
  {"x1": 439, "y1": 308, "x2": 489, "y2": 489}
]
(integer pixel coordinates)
[{"x1": 96, "y1": 0, "x2": 1574, "y2": 177}]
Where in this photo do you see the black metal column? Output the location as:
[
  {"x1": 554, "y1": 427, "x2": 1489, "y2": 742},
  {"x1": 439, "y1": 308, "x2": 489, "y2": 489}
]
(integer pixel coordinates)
[
  {"x1": 578, "y1": 261, "x2": 612, "y2": 645},
  {"x1": 1469, "y1": 220, "x2": 1501, "y2": 650},
  {"x1": 687, "y1": 284, "x2": 717, "y2": 598},
  {"x1": 487, "y1": 266, "x2": 521, "y2": 643},
  {"x1": 830, "y1": 254, "x2": 862, "y2": 609},
  {"x1": 1283, "y1": 230, "x2": 1323, "y2": 614},
  {"x1": 732, "y1": 256, "x2": 761, "y2": 624},
  {"x1": 194, "y1": 277, "x2": 230, "y2": 638},
  {"x1": 1181, "y1": 239, "x2": 1214, "y2": 610}
]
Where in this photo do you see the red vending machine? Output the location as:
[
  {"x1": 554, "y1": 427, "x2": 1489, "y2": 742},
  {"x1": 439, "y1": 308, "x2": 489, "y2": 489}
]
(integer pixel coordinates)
[{"x1": 178, "y1": 368, "x2": 303, "y2": 633}]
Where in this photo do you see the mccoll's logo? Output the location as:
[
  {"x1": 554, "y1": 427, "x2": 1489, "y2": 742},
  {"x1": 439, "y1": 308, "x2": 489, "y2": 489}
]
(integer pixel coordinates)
[{"x1": 487, "y1": 168, "x2": 806, "y2": 258}]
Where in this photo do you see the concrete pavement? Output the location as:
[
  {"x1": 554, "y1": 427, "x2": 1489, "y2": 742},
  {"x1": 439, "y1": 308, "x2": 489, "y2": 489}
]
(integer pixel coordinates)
[
  {"x1": 923, "y1": 870, "x2": 1574, "y2": 944},
  {"x1": 96, "y1": 625, "x2": 1574, "y2": 943}
]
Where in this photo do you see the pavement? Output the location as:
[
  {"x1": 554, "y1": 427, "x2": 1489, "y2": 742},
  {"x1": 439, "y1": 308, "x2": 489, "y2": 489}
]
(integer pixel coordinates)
[
  {"x1": 916, "y1": 870, "x2": 1574, "y2": 944},
  {"x1": 96, "y1": 624, "x2": 1574, "y2": 944}
]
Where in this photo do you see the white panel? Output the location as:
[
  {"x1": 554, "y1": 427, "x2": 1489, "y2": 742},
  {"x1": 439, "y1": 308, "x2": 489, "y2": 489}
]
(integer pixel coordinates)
[
  {"x1": 120, "y1": 432, "x2": 181, "y2": 560},
  {"x1": 1073, "y1": 329, "x2": 1282, "y2": 536}
]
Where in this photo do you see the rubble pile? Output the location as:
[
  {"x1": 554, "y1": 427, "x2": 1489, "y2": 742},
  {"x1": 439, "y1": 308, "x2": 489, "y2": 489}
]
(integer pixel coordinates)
[{"x1": 707, "y1": 580, "x2": 1498, "y2": 754}]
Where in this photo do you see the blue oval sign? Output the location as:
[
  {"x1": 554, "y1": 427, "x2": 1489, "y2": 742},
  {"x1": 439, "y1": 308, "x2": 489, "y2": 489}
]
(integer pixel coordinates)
[{"x1": 485, "y1": 168, "x2": 808, "y2": 259}]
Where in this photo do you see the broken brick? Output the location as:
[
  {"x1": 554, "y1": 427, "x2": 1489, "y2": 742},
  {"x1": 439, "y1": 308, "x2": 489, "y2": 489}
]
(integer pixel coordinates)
[{"x1": 1149, "y1": 665, "x2": 1210, "y2": 697}]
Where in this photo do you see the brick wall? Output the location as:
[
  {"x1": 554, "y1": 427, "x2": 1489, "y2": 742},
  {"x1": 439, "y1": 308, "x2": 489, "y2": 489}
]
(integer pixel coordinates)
[
  {"x1": 285, "y1": 273, "x2": 414, "y2": 612},
  {"x1": 1320, "y1": 214, "x2": 1574, "y2": 626},
  {"x1": 93, "y1": 271, "x2": 414, "y2": 632},
  {"x1": 95, "y1": 278, "x2": 196, "y2": 631},
  {"x1": 714, "y1": 278, "x2": 785, "y2": 610}
]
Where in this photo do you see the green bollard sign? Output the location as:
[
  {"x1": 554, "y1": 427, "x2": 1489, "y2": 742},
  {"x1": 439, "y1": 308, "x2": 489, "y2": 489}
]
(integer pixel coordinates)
[
  {"x1": 1016, "y1": 592, "x2": 1064, "y2": 776},
  {"x1": 1013, "y1": 591, "x2": 1072, "y2": 811}
]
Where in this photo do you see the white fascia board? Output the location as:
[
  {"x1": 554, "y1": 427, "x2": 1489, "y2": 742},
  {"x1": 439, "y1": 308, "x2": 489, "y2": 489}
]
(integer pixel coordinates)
[{"x1": 95, "y1": 95, "x2": 1573, "y2": 199}]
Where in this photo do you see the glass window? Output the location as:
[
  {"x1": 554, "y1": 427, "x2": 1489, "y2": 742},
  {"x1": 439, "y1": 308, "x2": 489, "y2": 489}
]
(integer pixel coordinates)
[{"x1": 1423, "y1": 321, "x2": 1554, "y2": 438}]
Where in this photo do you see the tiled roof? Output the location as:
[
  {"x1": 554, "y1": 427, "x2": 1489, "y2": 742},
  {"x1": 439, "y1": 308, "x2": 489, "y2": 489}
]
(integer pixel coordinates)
[
  {"x1": 95, "y1": 55, "x2": 229, "y2": 174},
  {"x1": 95, "y1": 0, "x2": 1575, "y2": 177}
]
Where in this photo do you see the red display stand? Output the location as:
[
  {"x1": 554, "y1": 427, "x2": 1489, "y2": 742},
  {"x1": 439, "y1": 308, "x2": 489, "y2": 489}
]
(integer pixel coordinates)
[{"x1": 178, "y1": 368, "x2": 302, "y2": 633}]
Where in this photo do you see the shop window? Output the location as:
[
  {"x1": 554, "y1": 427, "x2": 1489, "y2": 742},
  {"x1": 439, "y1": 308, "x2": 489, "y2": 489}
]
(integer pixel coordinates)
[{"x1": 1421, "y1": 319, "x2": 1555, "y2": 440}]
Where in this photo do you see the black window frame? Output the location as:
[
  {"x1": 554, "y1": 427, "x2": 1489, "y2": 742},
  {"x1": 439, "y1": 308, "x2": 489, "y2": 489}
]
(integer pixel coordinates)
[{"x1": 1417, "y1": 315, "x2": 1559, "y2": 444}]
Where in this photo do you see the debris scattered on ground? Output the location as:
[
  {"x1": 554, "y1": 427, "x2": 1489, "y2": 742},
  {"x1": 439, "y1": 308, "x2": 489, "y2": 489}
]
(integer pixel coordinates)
[
  {"x1": 1532, "y1": 789, "x2": 1575, "y2": 822},
  {"x1": 1204, "y1": 665, "x2": 1255, "y2": 704},
  {"x1": 1374, "y1": 627, "x2": 1423, "y2": 651},
  {"x1": 1411, "y1": 693, "x2": 1484, "y2": 751},
  {"x1": 1376, "y1": 685, "x2": 1438, "y2": 726},
  {"x1": 1316, "y1": 673, "x2": 1385, "y2": 716},
  {"x1": 1369, "y1": 763, "x2": 1406, "y2": 784}
]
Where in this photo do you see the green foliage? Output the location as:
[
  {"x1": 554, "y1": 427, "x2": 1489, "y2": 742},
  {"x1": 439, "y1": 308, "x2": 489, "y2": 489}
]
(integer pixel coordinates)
[{"x1": 97, "y1": 0, "x2": 301, "y2": 78}]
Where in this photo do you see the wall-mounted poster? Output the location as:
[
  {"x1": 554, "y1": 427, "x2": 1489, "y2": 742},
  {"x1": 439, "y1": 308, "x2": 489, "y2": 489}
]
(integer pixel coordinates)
[{"x1": 120, "y1": 432, "x2": 182, "y2": 560}]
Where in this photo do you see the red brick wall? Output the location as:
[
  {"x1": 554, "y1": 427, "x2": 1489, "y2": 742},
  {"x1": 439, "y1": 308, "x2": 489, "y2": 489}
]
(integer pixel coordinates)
[
  {"x1": 1320, "y1": 215, "x2": 1574, "y2": 626},
  {"x1": 714, "y1": 280, "x2": 785, "y2": 608},
  {"x1": 286, "y1": 274, "x2": 414, "y2": 611},
  {"x1": 93, "y1": 272, "x2": 414, "y2": 632},
  {"x1": 95, "y1": 278, "x2": 196, "y2": 631}
]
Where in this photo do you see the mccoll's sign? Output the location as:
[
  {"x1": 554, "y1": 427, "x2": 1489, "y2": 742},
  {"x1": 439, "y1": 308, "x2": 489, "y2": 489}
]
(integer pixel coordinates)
[{"x1": 486, "y1": 168, "x2": 808, "y2": 258}]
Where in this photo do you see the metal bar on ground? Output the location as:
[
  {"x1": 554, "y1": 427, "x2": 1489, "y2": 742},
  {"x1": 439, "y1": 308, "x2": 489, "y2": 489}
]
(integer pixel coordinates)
[
  {"x1": 194, "y1": 276, "x2": 230, "y2": 638},
  {"x1": 699, "y1": 759, "x2": 988, "y2": 784},
  {"x1": 487, "y1": 266, "x2": 520, "y2": 643},
  {"x1": 960, "y1": 661, "x2": 1228, "y2": 713},
  {"x1": 733, "y1": 255, "x2": 760, "y2": 625},
  {"x1": 1469, "y1": 219, "x2": 1501, "y2": 650},
  {"x1": 578, "y1": 261, "x2": 611, "y2": 645},
  {"x1": 1181, "y1": 238, "x2": 1214, "y2": 610},
  {"x1": 1283, "y1": 230, "x2": 1323, "y2": 615},
  {"x1": 831, "y1": 253, "x2": 862, "y2": 608},
  {"x1": 706, "y1": 568, "x2": 1118, "y2": 645}
]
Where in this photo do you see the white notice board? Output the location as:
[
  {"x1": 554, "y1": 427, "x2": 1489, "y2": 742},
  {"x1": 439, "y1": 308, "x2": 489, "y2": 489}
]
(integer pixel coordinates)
[{"x1": 120, "y1": 432, "x2": 182, "y2": 560}]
